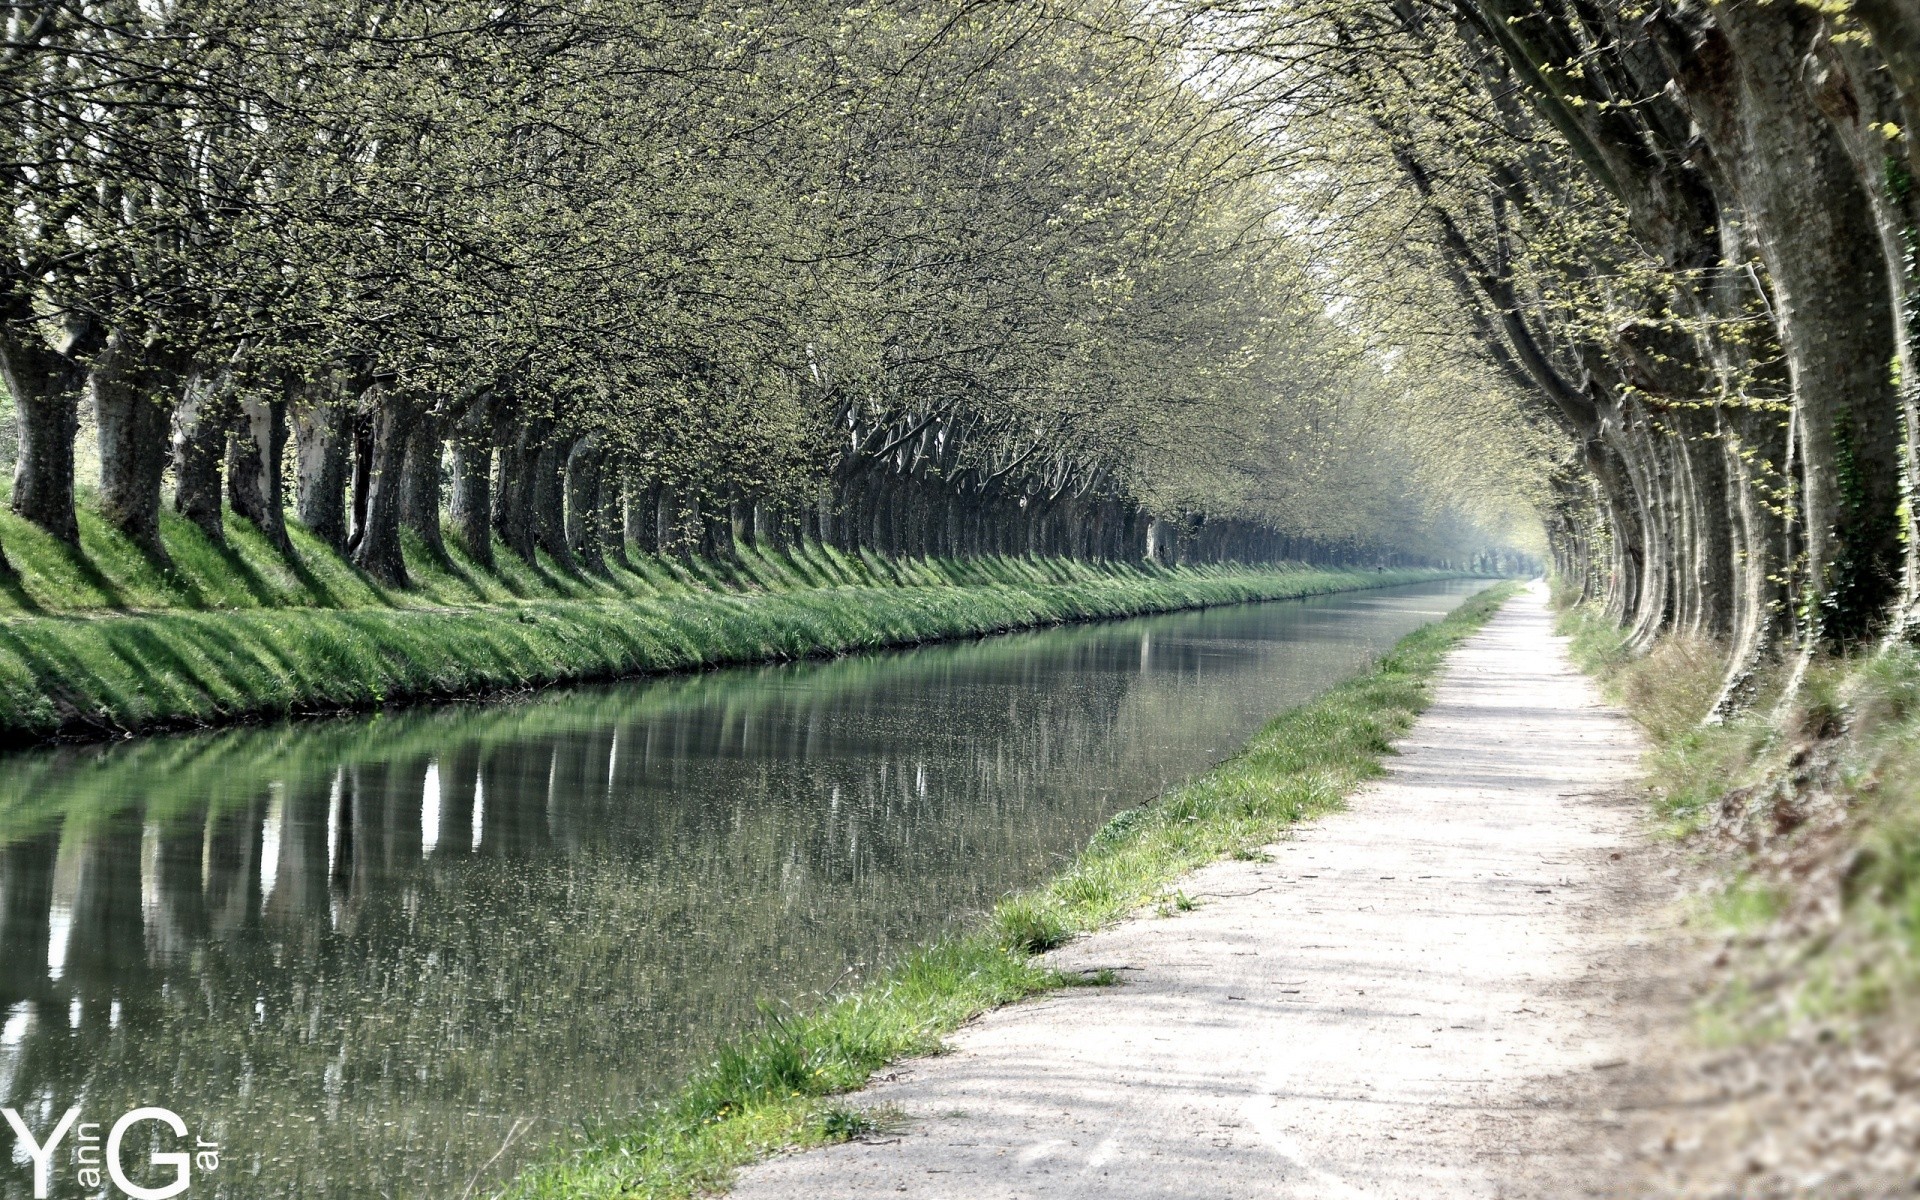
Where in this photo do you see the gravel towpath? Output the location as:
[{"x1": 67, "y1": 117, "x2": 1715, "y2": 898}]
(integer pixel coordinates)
[{"x1": 731, "y1": 584, "x2": 1653, "y2": 1199}]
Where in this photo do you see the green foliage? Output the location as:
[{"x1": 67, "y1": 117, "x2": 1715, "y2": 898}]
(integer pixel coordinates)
[
  {"x1": 503, "y1": 582, "x2": 1512, "y2": 1200},
  {"x1": 0, "y1": 0, "x2": 1539, "y2": 573}
]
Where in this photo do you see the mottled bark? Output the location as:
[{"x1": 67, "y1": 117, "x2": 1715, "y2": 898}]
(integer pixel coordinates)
[
  {"x1": 90, "y1": 330, "x2": 177, "y2": 551},
  {"x1": 289, "y1": 377, "x2": 352, "y2": 552},
  {"x1": 1659, "y1": 4, "x2": 1904, "y2": 645},
  {"x1": 399, "y1": 409, "x2": 446, "y2": 560},
  {"x1": 173, "y1": 363, "x2": 233, "y2": 542},
  {"x1": 350, "y1": 389, "x2": 421, "y2": 586},
  {"x1": 448, "y1": 397, "x2": 494, "y2": 565},
  {"x1": 563, "y1": 436, "x2": 605, "y2": 572},
  {"x1": 227, "y1": 391, "x2": 291, "y2": 553},
  {"x1": 0, "y1": 333, "x2": 83, "y2": 545}
]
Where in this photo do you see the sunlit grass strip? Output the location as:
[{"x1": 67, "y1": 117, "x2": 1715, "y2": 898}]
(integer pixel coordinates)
[
  {"x1": 0, "y1": 564, "x2": 1457, "y2": 743},
  {"x1": 504, "y1": 581, "x2": 1515, "y2": 1200}
]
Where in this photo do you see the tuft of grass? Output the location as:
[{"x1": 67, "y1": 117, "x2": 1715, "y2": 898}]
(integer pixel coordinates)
[{"x1": 501, "y1": 582, "x2": 1515, "y2": 1200}]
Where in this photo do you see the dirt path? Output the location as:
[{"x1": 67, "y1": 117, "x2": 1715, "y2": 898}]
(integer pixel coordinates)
[{"x1": 732, "y1": 584, "x2": 1659, "y2": 1199}]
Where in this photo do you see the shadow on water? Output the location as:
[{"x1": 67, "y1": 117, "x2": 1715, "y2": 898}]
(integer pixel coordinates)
[{"x1": 0, "y1": 578, "x2": 1488, "y2": 1199}]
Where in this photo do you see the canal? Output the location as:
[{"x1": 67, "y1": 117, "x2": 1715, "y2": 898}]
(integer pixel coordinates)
[{"x1": 0, "y1": 577, "x2": 1487, "y2": 1197}]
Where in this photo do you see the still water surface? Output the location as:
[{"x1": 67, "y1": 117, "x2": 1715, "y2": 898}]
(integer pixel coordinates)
[{"x1": 0, "y1": 578, "x2": 1485, "y2": 1197}]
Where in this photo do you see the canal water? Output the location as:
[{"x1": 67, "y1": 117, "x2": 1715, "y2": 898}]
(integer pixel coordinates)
[{"x1": 0, "y1": 578, "x2": 1486, "y2": 1198}]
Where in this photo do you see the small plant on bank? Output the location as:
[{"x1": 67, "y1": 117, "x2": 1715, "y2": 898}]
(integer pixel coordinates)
[{"x1": 816, "y1": 1105, "x2": 900, "y2": 1141}]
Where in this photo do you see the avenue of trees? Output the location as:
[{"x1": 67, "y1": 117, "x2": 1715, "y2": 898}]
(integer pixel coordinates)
[
  {"x1": 0, "y1": 0, "x2": 1537, "y2": 589},
  {"x1": 1188, "y1": 0, "x2": 1920, "y2": 705}
]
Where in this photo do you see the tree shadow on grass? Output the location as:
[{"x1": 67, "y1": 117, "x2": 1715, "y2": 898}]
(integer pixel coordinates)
[
  {"x1": 0, "y1": 621, "x2": 131, "y2": 736},
  {"x1": 0, "y1": 567, "x2": 45, "y2": 614},
  {"x1": 182, "y1": 517, "x2": 285, "y2": 608},
  {"x1": 281, "y1": 530, "x2": 386, "y2": 610},
  {"x1": 44, "y1": 537, "x2": 134, "y2": 613}
]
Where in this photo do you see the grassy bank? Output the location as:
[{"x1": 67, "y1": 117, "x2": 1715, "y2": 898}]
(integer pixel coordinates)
[
  {"x1": 0, "y1": 500, "x2": 1462, "y2": 744},
  {"x1": 501, "y1": 581, "x2": 1513, "y2": 1200},
  {"x1": 1556, "y1": 602, "x2": 1920, "y2": 1029}
]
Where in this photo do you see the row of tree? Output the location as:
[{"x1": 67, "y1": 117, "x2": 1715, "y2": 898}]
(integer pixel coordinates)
[
  {"x1": 0, "y1": 0, "x2": 1538, "y2": 584},
  {"x1": 1196, "y1": 0, "x2": 1920, "y2": 704}
]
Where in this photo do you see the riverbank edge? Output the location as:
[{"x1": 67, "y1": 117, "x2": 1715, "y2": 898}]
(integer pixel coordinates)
[
  {"x1": 0, "y1": 563, "x2": 1466, "y2": 746},
  {"x1": 502, "y1": 580, "x2": 1517, "y2": 1200}
]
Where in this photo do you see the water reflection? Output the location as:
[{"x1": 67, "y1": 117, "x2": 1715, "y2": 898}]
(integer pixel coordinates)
[{"x1": 0, "y1": 579, "x2": 1485, "y2": 1197}]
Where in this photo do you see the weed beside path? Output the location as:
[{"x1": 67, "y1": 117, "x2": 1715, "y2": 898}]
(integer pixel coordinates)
[{"x1": 503, "y1": 582, "x2": 1515, "y2": 1200}]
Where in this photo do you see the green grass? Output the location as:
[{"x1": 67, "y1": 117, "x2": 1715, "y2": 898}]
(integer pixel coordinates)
[
  {"x1": 502, "y1": 581, "x2": 1515, "y2": 1200},
  {"x1": 0, "y1": 500, "x2": 1465, "y2": 743}
]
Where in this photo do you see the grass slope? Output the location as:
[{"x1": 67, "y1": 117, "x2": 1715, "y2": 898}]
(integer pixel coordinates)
[
  {"x1": 502, "y1": 581, "x2": 1513, "y2": 1200},
  {"x1": 0, "y1": 502, "x2": 1461, "y2": 744},
  {"x1": 1557, "y1": 599, "x2": 1920, "y2": 1027}
]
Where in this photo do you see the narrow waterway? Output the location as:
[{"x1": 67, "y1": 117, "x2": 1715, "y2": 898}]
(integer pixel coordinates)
[{"x1": 0, "y1": 578, "x2": 1486, "y2": 1199}]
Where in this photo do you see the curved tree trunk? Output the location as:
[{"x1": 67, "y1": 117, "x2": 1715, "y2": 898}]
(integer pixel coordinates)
[
  {"x1": 1661, "y1": 4, "x2": 1904, "y2": 646},
  {"x1": 564, "y1": 436, "x2": 606, "y2": 573}
]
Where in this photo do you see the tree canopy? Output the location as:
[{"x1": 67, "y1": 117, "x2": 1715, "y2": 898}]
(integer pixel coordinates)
[{"x1": 0, "y1": 0, "x2": 1540, "y2": 586}]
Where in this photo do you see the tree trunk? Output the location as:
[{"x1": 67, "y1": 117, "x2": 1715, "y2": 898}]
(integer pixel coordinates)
[
  {"x1": 92, "y1": 329, "x2": 176, "y2": 553},
  {"x1": 228, "y1": 391, "x2": 291, "y2": 553},
  {"x1": 0, "y1": 333, "x2": 83, "y2": 545},
  {"x1": 351, "y1": 389, "x2": 420, "y2": 586},
  {"x1": 531, "y1": 438, "x2": 570, "y2": 563},
  {"x1": 289, "y1": 376, "x2": 352, "y2": 552},
  {"x1": 399, "y1": 409, "x2": 446, "y2": 560},
  {"x1": 625, "y1": 475, "x2": 661, "y2": 555},
  {"x1": 492, "y1": 413, "x2": 543, "y2": 563},
  {"x1": 1805, "y1": 37, "x2": 1920, "y2": 641},
  {"x1": 1661, "y1": 4, "x2": 1904, "y2": 645},
  {"x1": 598, "y1": 467, "x2": 627, "y2": 568},
  {"x1": 564, "y1": 436, "x2": 606, "y2": 572},
  {"x1": 173, "y1": 362, "x2": 233, "y2": 542},
  {"x1": 448, "y1": 400, "x2": 493, "y2": 566},
  {"x1": 657, "y1": 484, "x2": 687, "y2": 558}
]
